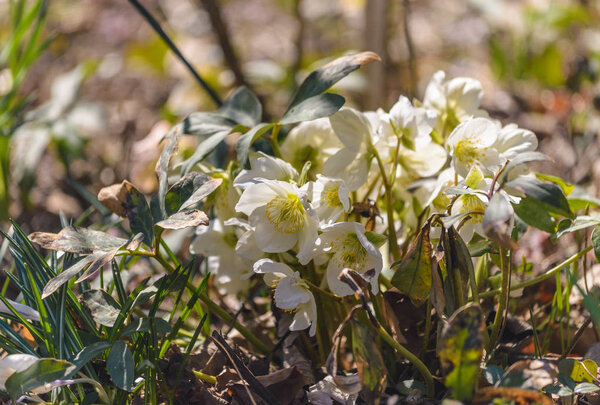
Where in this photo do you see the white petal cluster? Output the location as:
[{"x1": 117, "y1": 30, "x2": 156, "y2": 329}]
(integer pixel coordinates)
[{"x1": 188, "y1": 70, "x2": 542, "y2": 336}]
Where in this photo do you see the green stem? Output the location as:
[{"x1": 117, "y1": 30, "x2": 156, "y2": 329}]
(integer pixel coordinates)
[
  {"x1": 377, "y1": 324, "x2": 434, "y2": 397},
  {"x1": 135, "y1": 247, "x2": 272, "y2": 355},
  {"x1": 192, "y1": 370, "x2": 217, "y2": 385},
  {"x1": 479, "y1": 245, "x2": 592, "y2": 299},
  {"x1": 372, "y1": 148, "x2": 400, "y2": 261},
  {"x1": 487, "y1": 247, "x2": 510, "y2": 354},
  {"x1": 270, "y1": 124, "x2": 282, "y2": 158}
]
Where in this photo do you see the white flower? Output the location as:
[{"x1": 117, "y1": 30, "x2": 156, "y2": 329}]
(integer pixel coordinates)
[
  {"x1": 446, "y1": 117, "x2": 501, "y2": 178},
  {"x1": 318, "y1": 222, "x2": 383, "y2": 297},
  {"x1": 423, "y1": 70, "x2": 486, "y2": 137},
  {"x1": 235, "y1": 180, "x2": 318, "y2": 264},
  {"x1": 253, "y1": 259, "x2": 317, "y2": 336},
  {"x1": 190, "y1": 220, "x2": 256, "y2": 294},
  {"x1": 377, "y1": 97, "x2": 447, "y2": 181},
  {"x1": 234, "y1": 152, "x2": 298, "y2": 189},
  {"x1": 280, "y1": 118, "x2": 342, "y2": 174},
  {"x1": 223, "y1": 217, "x2": 263, "y2": 262},
  {"x1": 306, "y1": 175, "x2": 351, "y2": 224},
  {"x1": 493, "y1": 123, "x2": 538, "y2": 161},
  {"x1": 323, "y1": 108, "x2": 379, "y2": 191}
]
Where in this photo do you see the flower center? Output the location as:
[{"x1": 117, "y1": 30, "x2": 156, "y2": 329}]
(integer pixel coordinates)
[
  {"x1": 265, "y1": 194, "x2": 306, "y2": 233},
  {"x1": 459, "y1": 195, "x2": 486, "y2": 224},
  {"x1": 330, "y1": 233, "x2": 368, "y2": 270},
  {"x1": 454, "y1": 138, "x2": 483, "y2": 166},
  {"x1": 323, "y1": 185, "x2": 342, "y2": 208}
]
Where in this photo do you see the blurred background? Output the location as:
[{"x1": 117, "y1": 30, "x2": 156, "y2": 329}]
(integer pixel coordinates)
[{"x1": 1, "y1": 0, "x2": 600, "y2": 236}]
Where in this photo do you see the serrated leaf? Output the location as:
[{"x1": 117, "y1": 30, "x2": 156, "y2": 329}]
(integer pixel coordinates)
[
  {"x1": 164, "y1": 173, "x2": 222, "y2": 216},
  {"x1": 280, "y1": 92, "x2": 345, "y2": 125},
  {"x1": 391, "y1": 223, "x2": 432, "y2": 305},
  {"x1": 498, "y1": 151, "x2": 549, "y2": 185},
  {"x1": 120, "y1": 317, "x2": 171, "y2": 336},
  {"x1": 505, "y1": 177, "x2": 573, "y2": 219},
  {"x1": 235, "y1": 122, "x2": 274, "y2": 165},
  {"x1": 218, "y1": 86, "x2": 262, "y2": 126},
  {"x1": 285, "y1": 51, "x2": 381, "y2": 110},
  {"x1": 107, "y1": 341, "x2": 134, "y2": 391},
  {"x1": 482, "y1": 193, "x2": 517, "y2": 249},
  {"x1": 513, "y1": 197, "x2": 556, "y2": 233},
  {"x1": 439, "y1": 304, "x2": 485, "y2": 401},
  {"x1": 536, "y1": 172, "x2": 574, "y2": 195},
  {"x1": 6, "y1": 358, "x2": 76, "y2": 399},
  {"x1": 154, "y1": 209, "x2": 209, "y2": 230},
  {"x1": 30, "y1": 226, "x2": 127, "y2": 254},
  {"x1": 81, "y1": 290, "x2": 121, "y2": 327}
]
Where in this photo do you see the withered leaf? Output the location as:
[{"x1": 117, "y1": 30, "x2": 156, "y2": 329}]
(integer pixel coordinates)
[{"x1": 155, "y1": 209, "x2": 209, "y2": 230}]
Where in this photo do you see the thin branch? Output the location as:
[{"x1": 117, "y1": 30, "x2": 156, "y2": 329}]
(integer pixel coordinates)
[
  {"x1": 127, "y1": 0, "x2": 223, "y2": 106},
  {"x1": 402, "y1": 0, "x2": 417, "y2": 98},
  {"x1": 198, "y1": 0, "x2": 248, "y2": 89}
]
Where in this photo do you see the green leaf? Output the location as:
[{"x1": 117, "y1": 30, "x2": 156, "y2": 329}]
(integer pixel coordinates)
[
  {"x1": 513, "y1": 197, "x2": 556, "y2": 233},
  {"x1": 483, "y1": 365, "x2": 504, "y2": 385},
  {"x1": 558, "y1": 358, "x2": 599, "y2": 383},
  {"x1": 29, "y1": 226, "x2": 127, "y2": 254},
  {"x1": 156, "y1": 129, "x2": 180, "y2": 218},
  {"x1": 442, "y1": 227, "x2": 473, "y2": 306},
  {"x1": 179, "y1": 130, "x2": 231, "y2": 175},
  {"x1": 483, "y1": 193, "x2": 516, "y2": 249},
  {"x1": 568, "y1": 186, "x2": 600, "y2": 211},
  {"x1": 391, "y1": 223, "x2": 432, "y2": 305},
  {"x1": 70, "y1": 341, "x2": 112, "y2": 373},
  {"x1": 365, "y1": 231, "x2": 387, "y2": 248},
  {"x1": 536, "y1": 172, "x2": 574, "y2": 195},
  {"x1": 6, "y1": 358, "x2": 76, "y2": 399},
  {"x1": 218, "y1": 86, "x2": 262, "y2": 126},
  {"x1": 81, "y1": 290, "x2": 121, "y2": 327},
  {"x1": 154, "y1": 209, "x2": 209, "y2": 230},
  {"x1": 285, "y1": 51, "x2": 380, "y2": 110},
  {"x1": 107, "y1": 341, "x2": 135, "y2": 391},
  {"x1": 498, "y1": 151, "x2": 549, "y2": 185},
  {"x1": 439, "y1": 304, "x2": 485, "y2": 401},
  {"x1": 235, "y1": 123, "x2": 274, "y2": 165},
  {"x1": 553, "y1": 215, "x2": 600, "y2": 239},
  {"x1": 505, "y1": 177, "x2": 573, "y2": 219},
  {"x1": 164, "y1": 173, "x2": 222, "y2": 216},
  {"x1": 280, "y1": 92, "x2": 345, "y2": 125},
  {"x1": 120, "y1": 317, "x2": 172, "y2": 336},
  {"x1": 592, "y1": 227, "x2": 600, "y2": 263},
  {"x1": 574, "y1": 382, "x2": 600, "y2": 394}
]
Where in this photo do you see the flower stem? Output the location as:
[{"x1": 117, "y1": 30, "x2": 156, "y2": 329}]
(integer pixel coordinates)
[
  {"x1": 192, "y1": 370, "x2": 217, "y2": 385},
  {"x1": 376, "y1": 324, "x2": 434, "y2": 397},
  {"x1": 129, "y1": 246, "x2": 272, "y2": 355},
  {"x1": 487, "y1": 247, "x2": 510, "y2": 354},
  {"x1": 478, "y1": 245, "x2": 592, "y2": 299},
  {"x1": 372, "y1": 148, "x2": 400, "y2": 261},
  {"x1": 270, "y1": 124, "x2": 282, "y2": 158}
]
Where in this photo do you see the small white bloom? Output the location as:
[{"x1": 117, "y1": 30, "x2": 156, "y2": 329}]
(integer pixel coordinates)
[
  {"x1": 379, "y1": 96, "x2": 437, "y2": 150},
  {"x1": 235, "y1": 180, "x2": 318, "y2": 264},
  {"x1": 423, "y1": 70, "x2": 486, "y2": 137},
  {"x1": 234, "y1": 152, "x2": 298, "y2": 189},
  {"x1": 190, "y1": 220, "x2": 255, "y2": 294},
  {"x1": 446, "y1": 117, "x2": 501, "y2": 178},
  {"x1": 306, "y1": 175, "x2": 351, "y2": 224},
  {"x1": 323, "y1": 108, "x2": 379, "y2": 191},
  {"x1": 253, "y1": 259, "x2": 317, "y2": 336},
  {"x1": 493, "y1": 123, "x2": 538, "y2": 161},
  {"x1": 318, "y1": 222, "x2": 383, "y2": 297},
  {"x1": 280, "y1": 118, "x2": 342, "y2": 174}
]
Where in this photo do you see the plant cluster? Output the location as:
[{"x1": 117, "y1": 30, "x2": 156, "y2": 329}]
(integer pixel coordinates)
[{"x1": 2, "y1": 51, "x2": 600, "y2": 404}]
